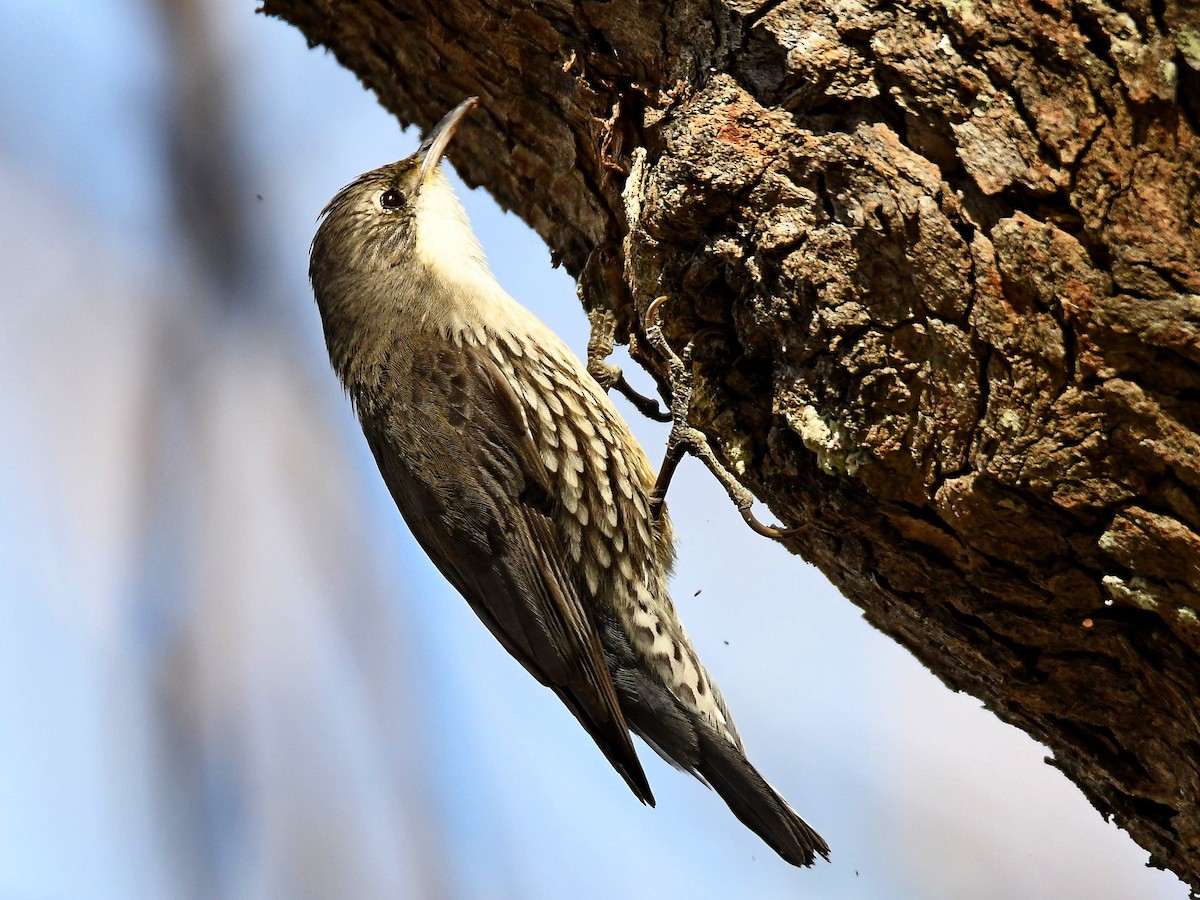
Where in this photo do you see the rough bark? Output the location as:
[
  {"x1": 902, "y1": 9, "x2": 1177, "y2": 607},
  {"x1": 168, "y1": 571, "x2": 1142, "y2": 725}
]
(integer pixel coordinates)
[{"x1": 264, "y1": 0, "x2": 1200, "y2": 888}]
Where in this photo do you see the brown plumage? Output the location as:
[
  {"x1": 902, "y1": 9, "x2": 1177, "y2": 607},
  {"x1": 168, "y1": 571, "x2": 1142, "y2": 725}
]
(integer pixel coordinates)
[{"x1": 308, "y1": 98, "x2": 829, "y2": 867}]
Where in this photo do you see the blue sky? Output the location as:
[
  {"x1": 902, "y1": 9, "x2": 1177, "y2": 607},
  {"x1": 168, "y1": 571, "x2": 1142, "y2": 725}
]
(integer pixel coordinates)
[{"x1": 0, "y1": 2, "x2": 1185, "y2": 899}]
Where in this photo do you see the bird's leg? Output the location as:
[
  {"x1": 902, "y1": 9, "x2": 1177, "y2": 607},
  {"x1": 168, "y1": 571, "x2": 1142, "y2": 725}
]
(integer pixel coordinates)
[
  {"x1": 643, "y1": 296, "x2": 805, "y2": 540},
  {"x1": 587, "y1": 306, "x2": 672, "y2": 422}
]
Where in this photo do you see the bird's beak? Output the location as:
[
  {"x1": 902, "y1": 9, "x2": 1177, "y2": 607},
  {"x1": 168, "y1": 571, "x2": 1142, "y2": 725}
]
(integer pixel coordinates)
[{"x1": 416, "y1": 97, "x2": 478, "y2": 186}]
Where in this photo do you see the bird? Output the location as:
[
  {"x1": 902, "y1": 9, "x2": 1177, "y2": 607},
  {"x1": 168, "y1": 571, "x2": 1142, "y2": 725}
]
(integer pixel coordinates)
[{"x1": 307, "y1": 96, "x2": 829, "y2": 867}]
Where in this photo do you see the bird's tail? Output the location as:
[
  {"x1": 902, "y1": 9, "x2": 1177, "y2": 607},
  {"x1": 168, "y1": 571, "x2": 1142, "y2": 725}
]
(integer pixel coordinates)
[
  {"x1": 616, "y1": 663, "x2": 829, "y2": 867},
  {"x1": 693, "y1": 725, "x2": 830, "y2": 867}
]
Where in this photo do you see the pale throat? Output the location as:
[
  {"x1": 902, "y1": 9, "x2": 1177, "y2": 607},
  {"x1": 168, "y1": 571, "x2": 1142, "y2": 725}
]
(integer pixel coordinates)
[
  {"x1": 410, "y1": 169, "x2": 538, "y2": 338},
  {"x1": 413, "y1": 171, "x2": 499, "y2": 298}
]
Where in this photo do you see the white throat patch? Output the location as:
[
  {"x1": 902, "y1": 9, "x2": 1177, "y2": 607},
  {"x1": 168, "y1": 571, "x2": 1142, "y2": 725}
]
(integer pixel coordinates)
[{"x1": 413, "y1": 168, "x2": 496, "y2": 296}]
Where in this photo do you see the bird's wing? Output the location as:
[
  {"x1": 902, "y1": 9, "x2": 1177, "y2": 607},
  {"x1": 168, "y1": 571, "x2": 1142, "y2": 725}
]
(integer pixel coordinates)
[{"x1": 361, "y1": 336, "x2": 654, "y2": 805}]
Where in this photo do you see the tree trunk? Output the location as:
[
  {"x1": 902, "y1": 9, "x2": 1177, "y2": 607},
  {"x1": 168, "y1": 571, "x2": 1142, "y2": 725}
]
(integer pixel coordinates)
[{"x1": 265, "y1": 0, "x2": 1200, "y2": 887}]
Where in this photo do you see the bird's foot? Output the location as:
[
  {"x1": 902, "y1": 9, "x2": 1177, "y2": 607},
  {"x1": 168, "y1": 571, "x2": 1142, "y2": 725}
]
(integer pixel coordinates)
[
  {"x1": 642, "y1": 296, "x2": 805, "y2": 540},
  {"x1": 587, "y1": 306, "x2": 672, "y2": 422}
]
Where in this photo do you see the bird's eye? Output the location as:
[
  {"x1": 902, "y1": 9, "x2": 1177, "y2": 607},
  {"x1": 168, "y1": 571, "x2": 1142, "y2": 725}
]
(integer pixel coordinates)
[{"x1": 379, "y1": 188, "x2": 405, "y2": 210}]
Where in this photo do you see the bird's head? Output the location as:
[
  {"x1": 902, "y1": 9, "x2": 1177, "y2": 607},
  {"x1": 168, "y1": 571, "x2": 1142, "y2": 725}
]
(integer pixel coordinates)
[{"x1": 310, "y1": 96, "x2": 482, "y2": 295}]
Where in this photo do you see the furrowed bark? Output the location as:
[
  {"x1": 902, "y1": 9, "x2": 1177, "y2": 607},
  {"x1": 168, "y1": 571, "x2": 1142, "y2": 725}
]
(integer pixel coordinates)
[{"x1": 264, "y1": 0, "x2": 1200, "y2": 887}]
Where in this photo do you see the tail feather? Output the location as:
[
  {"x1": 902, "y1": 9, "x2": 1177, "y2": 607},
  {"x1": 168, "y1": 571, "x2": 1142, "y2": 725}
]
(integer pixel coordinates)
[
  {"x1": 695, "y1": 726, "x2": 830, "y2": 867},
  {"x1": 613, "y1": 665, "x2": 829, "y2": 867}
]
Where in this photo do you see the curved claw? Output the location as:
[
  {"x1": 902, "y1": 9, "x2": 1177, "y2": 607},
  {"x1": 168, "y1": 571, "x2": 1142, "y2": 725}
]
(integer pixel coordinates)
[
  {"x1": 739, "y1": 506, "x2": 806, "y2": 540},
  {"x1": 587, "y1": 303, "x2": 672, "y2": 421},
  {"x1": 645, "y1": 298, "x2": 724, "y2": 366},
  {"x1": 690, "y1": 326, "x2": 726, "y2": 352},
  {"x1": 614, "y1": 373, "x2": 672, "y2": 422},
  {"x1": 645, "y1": 294, "x2": 669, "y2": 332}
]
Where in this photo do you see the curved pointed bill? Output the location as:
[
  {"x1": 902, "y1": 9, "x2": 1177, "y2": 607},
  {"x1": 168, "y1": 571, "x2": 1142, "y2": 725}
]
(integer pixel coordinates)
[{"x1": 416, "y1": 96, "x2": 478, "y2": 186}]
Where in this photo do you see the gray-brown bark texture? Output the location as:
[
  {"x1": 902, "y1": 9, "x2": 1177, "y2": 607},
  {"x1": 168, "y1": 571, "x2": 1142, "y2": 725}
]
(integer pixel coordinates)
[{"x1": 265, "y1": 0, "x2": 1200, "y2": 887}]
